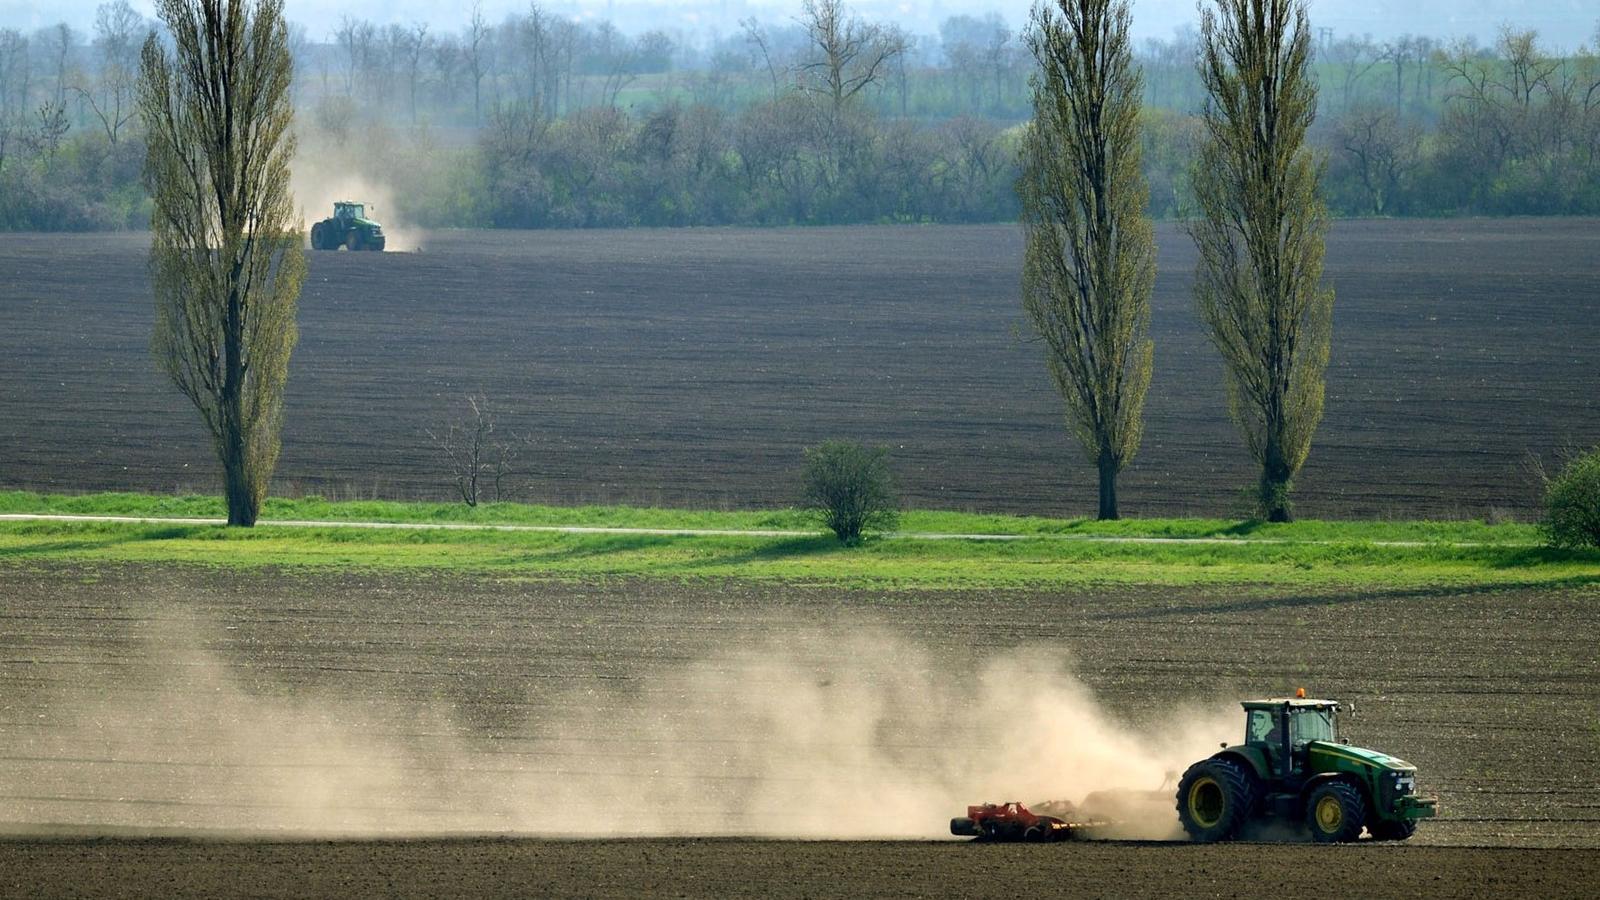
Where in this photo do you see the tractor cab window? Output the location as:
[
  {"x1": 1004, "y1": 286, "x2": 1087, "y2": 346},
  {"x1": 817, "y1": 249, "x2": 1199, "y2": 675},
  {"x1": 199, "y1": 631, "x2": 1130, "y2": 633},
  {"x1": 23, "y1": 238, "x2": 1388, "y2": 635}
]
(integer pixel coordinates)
[
  {"x1": 1289, "y1": 708, "x2": 1336, "y2": 747},
  {"x1": 336, "y1": 204, "x2": 363, "y2": 220},
  {"x1": 1246, "y1": 709, "x2": 1278, "y2": 745}
]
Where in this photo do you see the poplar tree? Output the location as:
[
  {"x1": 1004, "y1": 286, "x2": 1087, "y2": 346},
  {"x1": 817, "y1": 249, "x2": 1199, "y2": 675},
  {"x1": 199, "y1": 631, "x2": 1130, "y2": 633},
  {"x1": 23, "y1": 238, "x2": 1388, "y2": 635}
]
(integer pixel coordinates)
[
  {"x1": 1191, "y1": 0, "x2": 1333, "y2": 522},
  {"x1": 139, "y1": 0, "x2": 304, "y2": 526},
  {"x1": 1020, "y1": 0, "x2": 1154, "y2": 520}
]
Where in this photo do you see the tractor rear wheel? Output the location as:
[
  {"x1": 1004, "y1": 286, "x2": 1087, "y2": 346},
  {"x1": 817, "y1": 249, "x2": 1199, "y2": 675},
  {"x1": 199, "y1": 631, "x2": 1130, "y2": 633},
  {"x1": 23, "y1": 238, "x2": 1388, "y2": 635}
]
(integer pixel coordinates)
[
  {"x1": 1176, "y1": 758, "x2": 1258, "y2": 842},
  {"x1": 1369, "y1": 818, "x2": 1417, "y2": 841},
  {"x1": 1306, "y1": 781, "x2": 1368, "y2": 843},
  {"x1": 309, "y1": 222, "x2": 324, "y2": 250}
]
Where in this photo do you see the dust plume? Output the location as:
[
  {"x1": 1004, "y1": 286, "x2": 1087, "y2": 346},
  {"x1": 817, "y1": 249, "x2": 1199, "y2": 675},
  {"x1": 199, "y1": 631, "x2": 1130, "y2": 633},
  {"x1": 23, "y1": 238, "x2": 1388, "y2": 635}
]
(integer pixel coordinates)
[
  {"x1": 0, "y1": 619, "x2": 1235, "y2": 839},
  {"x1": 290, "y1": 131, "x2": 424, "y2": 253}
]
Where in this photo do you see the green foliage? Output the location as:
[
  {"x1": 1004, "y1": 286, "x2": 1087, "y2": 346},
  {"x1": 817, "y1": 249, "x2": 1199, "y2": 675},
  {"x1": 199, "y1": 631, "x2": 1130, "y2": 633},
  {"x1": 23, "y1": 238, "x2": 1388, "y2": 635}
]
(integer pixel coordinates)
[
  {"x1": 1020, "y1": 0, "x2": 1155, "y2": 521},
  {"x1": 800, "y1": 440, "x2": 899, "y2": 544},
  {"x1": 139, "y1": 0, "x2": 304, "y2": 527},
  {"x1": 1544, "y1": 449, "x2": 1600, "y2": 550},
  {"x1": 1191, "y1": 0, "x2": 1333, "y2": 523}
]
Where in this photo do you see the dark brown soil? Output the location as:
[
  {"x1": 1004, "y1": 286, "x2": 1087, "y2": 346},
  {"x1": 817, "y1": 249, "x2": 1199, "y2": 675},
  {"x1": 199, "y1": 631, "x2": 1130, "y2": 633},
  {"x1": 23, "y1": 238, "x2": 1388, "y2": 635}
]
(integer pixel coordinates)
[
  {"x1": 1, "y1": 220, "x2": 1596, "y2": 518},
  {"x1": 2, "y1": 838, "x2": 1595, "y2": 899}
]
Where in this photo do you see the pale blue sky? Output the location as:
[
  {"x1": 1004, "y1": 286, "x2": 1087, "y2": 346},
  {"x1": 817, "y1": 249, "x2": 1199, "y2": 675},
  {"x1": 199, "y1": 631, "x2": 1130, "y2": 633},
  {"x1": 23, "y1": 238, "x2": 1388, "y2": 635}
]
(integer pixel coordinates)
[{"x1": 1, "y1": 0, "x2": 1595, "y2": 49}]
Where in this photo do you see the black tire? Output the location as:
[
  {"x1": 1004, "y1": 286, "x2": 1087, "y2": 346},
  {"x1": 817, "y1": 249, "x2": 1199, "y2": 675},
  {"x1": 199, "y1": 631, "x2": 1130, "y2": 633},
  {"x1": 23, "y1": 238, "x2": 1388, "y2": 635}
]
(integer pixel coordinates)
[
  {"x1": 1176, "y1": 757, "x2": 1259, "y2": 842},
  {"x1": 309, "y1": 221, "x2": 324, "y2": 250},
  {"x1": 367, "y1": 235, "x2": 385, "y2": 251},
  {"x1": 1369, "y1": 818, "x2": 1417, "y2": 841},
  {"x1": 1306, "y1": 780, "x2": 1368, "y2": 843},
  {"x1": 345, "y1": 229, "x2": 361, "y2": 251},
  {"x1": 950, "y1": 817, "x2": 978, "y2": 837}
]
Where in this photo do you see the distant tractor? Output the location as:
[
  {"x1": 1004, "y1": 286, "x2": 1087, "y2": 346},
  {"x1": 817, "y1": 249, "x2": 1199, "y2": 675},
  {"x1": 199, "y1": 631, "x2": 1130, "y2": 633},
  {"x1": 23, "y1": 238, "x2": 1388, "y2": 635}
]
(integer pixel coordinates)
[
  {"x1": 1176, "y1": 692, "x2": 1437, "y2": 843},
  {"x1": 310, "y1": 201, "x2": 385, "y2": 251}
]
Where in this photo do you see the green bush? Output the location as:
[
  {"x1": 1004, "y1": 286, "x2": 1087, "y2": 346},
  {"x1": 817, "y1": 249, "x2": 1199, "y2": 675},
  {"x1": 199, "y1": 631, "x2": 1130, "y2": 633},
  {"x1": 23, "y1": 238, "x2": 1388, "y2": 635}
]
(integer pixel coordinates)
[
  {"x1": 1543, "y1": 448, "x2": 1600, "y2": 549},
  {"x1": 801, "y1": 441, "x2": 899, "y2": 544}
]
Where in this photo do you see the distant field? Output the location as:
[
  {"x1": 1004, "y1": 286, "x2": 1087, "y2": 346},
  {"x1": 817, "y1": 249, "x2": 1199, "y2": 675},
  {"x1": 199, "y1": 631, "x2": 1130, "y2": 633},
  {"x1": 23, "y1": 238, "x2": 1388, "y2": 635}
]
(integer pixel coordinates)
[{"x1": 0, "y1": 220, "x2": 1596, "y2": 518}]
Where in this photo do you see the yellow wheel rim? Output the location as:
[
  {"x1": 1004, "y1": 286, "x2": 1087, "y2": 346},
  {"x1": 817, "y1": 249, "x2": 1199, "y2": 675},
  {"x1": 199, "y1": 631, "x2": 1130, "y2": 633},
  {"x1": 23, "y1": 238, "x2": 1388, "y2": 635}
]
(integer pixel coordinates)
[
  {"x1": 1189, "y1": 777, "x2": 1224, "y2": 828},
  {"x1": 1315, "y1": 795, "x2": 1344, "y2": 832}
]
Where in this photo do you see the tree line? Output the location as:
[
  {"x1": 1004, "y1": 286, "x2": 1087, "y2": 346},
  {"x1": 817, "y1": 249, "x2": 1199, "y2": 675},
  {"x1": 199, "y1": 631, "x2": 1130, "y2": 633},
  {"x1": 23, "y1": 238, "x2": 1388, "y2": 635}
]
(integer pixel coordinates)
[{"x1": 2, "y1": 1, "x2": 1598, "y2": 230}]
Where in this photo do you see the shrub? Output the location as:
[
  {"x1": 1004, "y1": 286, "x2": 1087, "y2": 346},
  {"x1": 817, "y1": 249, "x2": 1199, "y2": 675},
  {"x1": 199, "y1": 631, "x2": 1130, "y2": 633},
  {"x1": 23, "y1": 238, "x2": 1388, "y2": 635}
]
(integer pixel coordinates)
[
  {"x1": 801, "y1": 440, "x2": 899, "y2": 544},
  {"x1": 1543, "y1": 448, "x2": 1600, "y2": 549}
]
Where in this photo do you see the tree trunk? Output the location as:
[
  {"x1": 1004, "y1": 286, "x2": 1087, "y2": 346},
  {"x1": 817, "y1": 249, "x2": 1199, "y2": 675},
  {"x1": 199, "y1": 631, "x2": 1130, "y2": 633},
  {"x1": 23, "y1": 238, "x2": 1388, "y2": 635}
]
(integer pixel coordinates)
[
  {"x1": 222, "y1": 281, "x2": 255, "y2": 527},
  {"x1": 223, "y1": 451, "x2": 257, "y2": 526},
  {"x1": 1260, "y1": 444, "x2": 1294, "y2": 523},
  {"x1": 1097, "y1": 451, "x2": 1120, "y2": 521}
]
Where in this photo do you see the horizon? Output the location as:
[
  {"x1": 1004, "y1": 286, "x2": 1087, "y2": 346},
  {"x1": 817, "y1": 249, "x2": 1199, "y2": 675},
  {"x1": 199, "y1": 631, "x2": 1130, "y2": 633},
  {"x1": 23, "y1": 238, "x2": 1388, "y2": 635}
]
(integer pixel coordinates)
[{"x1": 0, "y1": 0, "x2": 1596, "y2": 51}]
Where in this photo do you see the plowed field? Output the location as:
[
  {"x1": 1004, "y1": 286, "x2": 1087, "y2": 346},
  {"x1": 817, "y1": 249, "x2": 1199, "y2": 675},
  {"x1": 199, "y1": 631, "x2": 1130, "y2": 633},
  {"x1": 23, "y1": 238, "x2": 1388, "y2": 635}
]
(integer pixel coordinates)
[
  {"x1": 2, "y1": 566, "x2": 1595, "y2": 848},
  {"x1": 2, "y1": 220, "x2": 1596, "y2": 518}
]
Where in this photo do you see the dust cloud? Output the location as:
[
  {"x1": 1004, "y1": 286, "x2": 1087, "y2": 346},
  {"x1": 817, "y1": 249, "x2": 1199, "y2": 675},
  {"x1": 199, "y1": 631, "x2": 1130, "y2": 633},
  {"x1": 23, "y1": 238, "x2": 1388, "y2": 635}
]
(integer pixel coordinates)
[
  {"x1": 1, "y1": 620, "x2": 1235, "y2": 840},
  {"x1": 290, "y1": 133, "x2": 423, "y2": 253}
]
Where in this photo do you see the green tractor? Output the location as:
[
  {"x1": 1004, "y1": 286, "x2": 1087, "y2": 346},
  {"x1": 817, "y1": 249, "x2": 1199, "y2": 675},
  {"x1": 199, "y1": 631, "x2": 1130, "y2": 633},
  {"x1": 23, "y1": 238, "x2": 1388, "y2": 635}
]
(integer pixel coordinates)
[
  {"x1": 310, "y1": 201, "x2": 385, "y2": 252},
  {"x1": 1176, "y1": 694, "x2": 1437, "y2": 843}
]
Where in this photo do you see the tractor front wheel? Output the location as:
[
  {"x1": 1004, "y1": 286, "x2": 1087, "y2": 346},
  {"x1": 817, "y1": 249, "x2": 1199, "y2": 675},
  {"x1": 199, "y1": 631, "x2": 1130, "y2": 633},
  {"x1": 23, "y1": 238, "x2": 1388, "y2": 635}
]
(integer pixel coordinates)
[
  {"x1": 346, "y1": 229, "x2": 361, "y2": 251},
  {"x1": 1176, "y1": 758, "x2": 1258, "y2": 842},
  {"x1": 1306, "y1": 781, "x2": 1368, "y2": 843}
]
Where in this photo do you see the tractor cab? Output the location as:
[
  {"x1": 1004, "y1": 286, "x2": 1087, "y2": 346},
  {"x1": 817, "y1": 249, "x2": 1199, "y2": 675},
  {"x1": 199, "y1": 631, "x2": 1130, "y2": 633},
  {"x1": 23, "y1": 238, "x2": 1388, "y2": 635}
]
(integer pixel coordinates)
[
  {"x1": 1241, "y1": 695, "x2": 1340, "y2": 781},
  {"x1": 333, "y1": 201, "x2": 365, "y2": 222}
]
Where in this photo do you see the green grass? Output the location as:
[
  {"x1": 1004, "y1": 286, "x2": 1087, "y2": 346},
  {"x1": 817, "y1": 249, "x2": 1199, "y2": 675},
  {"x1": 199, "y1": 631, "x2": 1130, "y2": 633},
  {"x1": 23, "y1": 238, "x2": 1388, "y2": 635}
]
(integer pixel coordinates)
[
  {"x1": 0, "y1": 490, "x2": 1547, "y2": 542},
  {"x1": 2, "y1": 490, "x2": 1595, "y2": 590}
]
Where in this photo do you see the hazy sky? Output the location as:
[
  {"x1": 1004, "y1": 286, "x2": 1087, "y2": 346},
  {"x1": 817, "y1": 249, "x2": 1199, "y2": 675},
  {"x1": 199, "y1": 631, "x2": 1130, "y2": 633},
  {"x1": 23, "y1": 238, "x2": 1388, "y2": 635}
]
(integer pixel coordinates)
[{"x1": 2, "y1": 0, "x2": 1596, "y2": 49}]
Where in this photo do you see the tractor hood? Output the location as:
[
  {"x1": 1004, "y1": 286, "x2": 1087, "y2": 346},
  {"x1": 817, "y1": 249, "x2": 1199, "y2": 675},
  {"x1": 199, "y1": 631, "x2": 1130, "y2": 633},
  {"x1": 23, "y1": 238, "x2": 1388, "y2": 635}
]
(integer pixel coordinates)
[
  {"x1": 351, "y1": 217, "x2": 382, "y2": 229},
  {"x1": 1307, "y1": 741, "x2": 1416, "y2": 774}
]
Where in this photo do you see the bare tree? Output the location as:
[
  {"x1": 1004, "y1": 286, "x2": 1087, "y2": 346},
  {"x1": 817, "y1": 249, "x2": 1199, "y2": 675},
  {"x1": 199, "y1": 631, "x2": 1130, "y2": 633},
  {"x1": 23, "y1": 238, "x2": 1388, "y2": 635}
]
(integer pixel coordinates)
[
  {"x1": 885, "y1": 25, "x2": 913, "y2": 117},
  {"x1": 334, "y1": 15, "x2": 375, "y2": 97},
  {"x1": 1019, "y1": 0, "x2": 1154, "y2": 520},
  {"x1": 399, "y1": 22, "x2": 429, "y2": 122},
  {"x1": 741, "y1": 17, "x2": 783, "y2": 102},
  {"x1": 0, "y1": 29, "x2": 28, "y2": 166},
  {"x1": 139, "y1": 0, "x2": 305, "y2": 527},
  {"x1": 37, "y1": 23, "x2": 74, "y2": 108},
  {"x1": 26, "y1": 99, "x2": 69, "y2": 160},
  {"x1": 797, "y1": 0, "x2": 904, "y2": 116},
  {"x1": 1191, "y1": 0, "x2": 1334, "y2": 522},
  {"x1": 465, "y1": 3, "x2": 490, "y2": 123},
  {"x1": 74, "y1": 1, "x2": 144, "y2": 144},
  {"x1": 1325, "y1": 33, "x2": 1380, "y2": 110},
  {"x1": 427, "y1": 395, "x2": 520, "y2": 506},
  {"x1": 1336, "y1": 104, "x2": 1422, "y2": 214}
]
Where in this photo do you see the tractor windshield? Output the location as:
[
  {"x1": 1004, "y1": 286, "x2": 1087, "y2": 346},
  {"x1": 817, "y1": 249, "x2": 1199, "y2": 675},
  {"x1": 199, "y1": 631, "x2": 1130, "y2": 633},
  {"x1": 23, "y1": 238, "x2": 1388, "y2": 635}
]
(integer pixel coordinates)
[
  {"x1": 1290, "y1": 708, "x2": 1336, "y2": 746},
  {"x1": 337, "y1": 203, "x2": 364, "y2": 219}
]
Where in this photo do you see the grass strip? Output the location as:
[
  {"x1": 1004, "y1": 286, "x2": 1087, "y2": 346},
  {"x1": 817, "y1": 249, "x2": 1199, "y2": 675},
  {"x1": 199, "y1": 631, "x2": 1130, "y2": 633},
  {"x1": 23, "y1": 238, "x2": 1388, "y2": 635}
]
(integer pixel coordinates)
[
  {"x1": 0, "y1": 490, "x2": 1548, "y2": 543},
  {"x1": 0, "y1": 509, "x2": 1593, "y2": 592}
]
